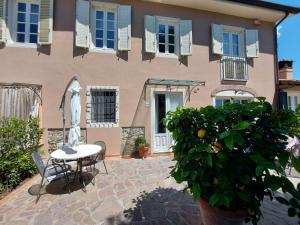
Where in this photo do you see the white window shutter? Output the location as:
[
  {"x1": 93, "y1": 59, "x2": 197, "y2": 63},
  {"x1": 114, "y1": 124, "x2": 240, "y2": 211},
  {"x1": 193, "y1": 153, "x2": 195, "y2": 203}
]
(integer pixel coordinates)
[
  {"x1": 76, "y1": 0, "x2": 90, "y2": 48},
  {"x1": 211, "y1": 24, "x2": 223, "y2": 55},
  {"x1": 246, "y1": 30, "x2": 259, "y2": 58},
  {"x1": 180, "y1": 20, "x2": 192, "y2": 56},
  {"x1": 117, "y1": 5, "x2": 131, "y2": 51},
  {"x1": 0, "y1": 0, "x2": 7, "y2": 43},
  {"x1": 38, "y1": 0, "x2": 53, "y2": 45},
  {"x1": 144, "y1": 15, "x2": 156, "y2": 53}
]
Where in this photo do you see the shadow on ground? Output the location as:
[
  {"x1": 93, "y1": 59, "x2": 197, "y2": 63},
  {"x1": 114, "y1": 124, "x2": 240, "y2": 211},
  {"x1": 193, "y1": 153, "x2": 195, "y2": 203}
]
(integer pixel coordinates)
[
  {"x1": 28, "y1": 170, "x2": 98, "y2": 196},
  {"x1": 106, "y1": 187, "x2": 201, "y2": 225}
]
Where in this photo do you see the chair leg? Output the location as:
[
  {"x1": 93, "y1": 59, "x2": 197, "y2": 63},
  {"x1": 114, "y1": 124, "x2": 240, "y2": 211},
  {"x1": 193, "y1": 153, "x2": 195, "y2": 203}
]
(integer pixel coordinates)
[
  {"x1": 35, "y1": 176, "x2": 45, "y2": 204},
  {"x1": 103, "y1": 160, "x2": 108, "y2": 174}
]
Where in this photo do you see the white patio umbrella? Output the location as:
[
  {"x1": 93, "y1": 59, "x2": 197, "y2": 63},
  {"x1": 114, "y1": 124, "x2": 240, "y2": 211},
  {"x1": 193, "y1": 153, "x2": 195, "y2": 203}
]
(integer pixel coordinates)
[{"x1": 68, "y1": 79, "x2": 82, "y2": 146}]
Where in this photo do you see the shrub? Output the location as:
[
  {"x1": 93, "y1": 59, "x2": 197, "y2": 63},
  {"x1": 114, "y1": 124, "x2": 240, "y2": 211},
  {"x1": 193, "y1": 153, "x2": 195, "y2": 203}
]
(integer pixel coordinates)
[
  {"x1": 135, "y1": 136, "x2": 149, "y2": 149},
  {"x1": 0, "y1": 116, "x2": 43, "y2": 193},
  {"x1": 165, "y1": 98, "x2": 300, "y2": 224}
]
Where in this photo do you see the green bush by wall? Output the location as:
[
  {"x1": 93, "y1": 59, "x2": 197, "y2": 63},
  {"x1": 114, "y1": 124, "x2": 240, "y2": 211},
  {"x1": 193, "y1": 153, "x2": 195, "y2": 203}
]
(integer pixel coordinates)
[{"x1": 0, "y1": 117, "x2": 43, "y2": 193}]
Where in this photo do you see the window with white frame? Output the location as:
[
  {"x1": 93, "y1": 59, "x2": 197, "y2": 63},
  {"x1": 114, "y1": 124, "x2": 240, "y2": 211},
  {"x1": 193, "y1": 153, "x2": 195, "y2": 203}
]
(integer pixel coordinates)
[
  {"x1": 215, "y1": 98, "x2": 249, "y2": 107},
  {"x1": 16, "y1": 1, "x2": 39, "y2": 44},
  {"x1": 222, "y1": 31, "x2": 242, "y2": 57},
  {"x1": 89, "y1": 3, "x2": 117, "y2": 51},
  {"x1": 93, "y1": 10, "x2": 116, "y2": 50},
  {"x1": 87, "y1": 86, "x2": 119, "y2": 128},
  {"x1": 157, "y1": 23, "x2": 177, "y2": 55},
  {"x1": 287, "y1": 94, "x2": 299, "y2": 111}
]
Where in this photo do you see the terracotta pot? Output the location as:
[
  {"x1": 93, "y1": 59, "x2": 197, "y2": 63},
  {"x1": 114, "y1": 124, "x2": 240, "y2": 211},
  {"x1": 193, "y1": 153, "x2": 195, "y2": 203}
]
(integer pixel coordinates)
[
  {"x1": 138, "y1": 146, "x2": 149, "y2": 159},
  {"x1": 199, "y1": 198, "x2": 247, "y2": 225},
  {"x1": 138, "y1": 147, "x2": 145, "y2": 158},
  {"x1": 143, "y1": 146, "x2": 149, "y2": 158}
]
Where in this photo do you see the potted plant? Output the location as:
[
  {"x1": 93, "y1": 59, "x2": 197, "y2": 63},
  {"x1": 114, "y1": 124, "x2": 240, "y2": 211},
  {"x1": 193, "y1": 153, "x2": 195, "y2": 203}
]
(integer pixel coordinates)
[
  {"x1": 135, "y1": 136, "x2": 150, "y2": 159},
  {"x1": 165, "y1": 98, "x2": 300, "y2": 225}
]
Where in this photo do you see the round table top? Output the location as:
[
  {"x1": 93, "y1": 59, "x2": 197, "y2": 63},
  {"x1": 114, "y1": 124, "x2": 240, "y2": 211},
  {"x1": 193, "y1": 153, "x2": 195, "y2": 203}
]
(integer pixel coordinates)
[{"x1": 50, "y1": 144, "x2": 102, "y2": 160}]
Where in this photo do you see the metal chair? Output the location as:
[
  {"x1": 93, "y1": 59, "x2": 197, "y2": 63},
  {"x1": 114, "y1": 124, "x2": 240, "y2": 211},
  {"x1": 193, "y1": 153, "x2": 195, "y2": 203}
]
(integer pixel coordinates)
[
  {"x1": 94, "y1": 140, "x2": 108, "y2": 175},
  {"x1": 31, "y1": 152, "x2": 71, "y2": 203},
  {"x1": 81, "y1": 141, "x2": 108, "y2": 184}
]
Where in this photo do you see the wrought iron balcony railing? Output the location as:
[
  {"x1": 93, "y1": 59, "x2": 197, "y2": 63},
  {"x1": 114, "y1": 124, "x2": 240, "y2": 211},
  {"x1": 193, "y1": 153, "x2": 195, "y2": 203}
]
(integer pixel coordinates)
[{"x1": 221, "y1": 56, "x2": 248, "y2": 81}]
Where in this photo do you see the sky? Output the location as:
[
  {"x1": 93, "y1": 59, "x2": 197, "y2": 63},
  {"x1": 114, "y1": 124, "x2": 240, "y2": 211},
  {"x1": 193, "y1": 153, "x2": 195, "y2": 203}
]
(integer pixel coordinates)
[{"x1": 265, "y1": 0, "x2": 300, "y2": 79}]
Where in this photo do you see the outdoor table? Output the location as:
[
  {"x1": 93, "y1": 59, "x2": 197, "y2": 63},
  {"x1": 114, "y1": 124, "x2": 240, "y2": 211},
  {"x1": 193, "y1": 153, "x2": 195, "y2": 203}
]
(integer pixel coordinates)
[{"x1": 50, "y1": 144, "x2": 102, "y2": 190}]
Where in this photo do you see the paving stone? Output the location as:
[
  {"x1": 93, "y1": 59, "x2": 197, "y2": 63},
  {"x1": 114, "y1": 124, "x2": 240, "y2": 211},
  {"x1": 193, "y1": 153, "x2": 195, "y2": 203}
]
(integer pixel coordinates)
[{"x1": 0, "y1": 157, "x2": 298, "y2": 225}]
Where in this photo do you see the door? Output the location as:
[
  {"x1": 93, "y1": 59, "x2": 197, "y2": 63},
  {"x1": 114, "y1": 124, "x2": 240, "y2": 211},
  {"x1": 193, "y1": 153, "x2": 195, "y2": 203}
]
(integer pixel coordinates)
[{"x1": 153, "y1": 92, "x2": 183, "y2": 153}]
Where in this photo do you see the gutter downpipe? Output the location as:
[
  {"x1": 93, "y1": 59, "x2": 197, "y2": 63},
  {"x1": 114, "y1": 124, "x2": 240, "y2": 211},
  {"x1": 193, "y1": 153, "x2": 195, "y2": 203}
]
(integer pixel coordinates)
[{"x1": 274, "y1": 11, "x2": 289, "y2": 109}]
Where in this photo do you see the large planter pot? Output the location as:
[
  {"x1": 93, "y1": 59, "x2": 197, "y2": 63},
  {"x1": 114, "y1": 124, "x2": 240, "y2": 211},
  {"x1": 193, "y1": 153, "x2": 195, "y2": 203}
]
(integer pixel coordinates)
[
  {"x1": 199, "y1": 198, "x2": 247, "y2": 225},
  {"x1": 138, "y1": 146, "x2": 149, "y2": 159}
]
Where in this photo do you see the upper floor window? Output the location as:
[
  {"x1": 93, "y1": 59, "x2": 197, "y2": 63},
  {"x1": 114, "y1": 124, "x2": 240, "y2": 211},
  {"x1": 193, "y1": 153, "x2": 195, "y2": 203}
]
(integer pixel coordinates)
[
  {"x1": 144, "y1": 15, "x2": 192, "y2": 57},
  {"x1": 75, "y1": 1, "x2": 131, "y2": 52},
  {"x1": 16, "y1": 2, "x2": 39, "y2": 44},
  {"x1": 157, "y1": 22, "x2": 178, "y2": 55},
  {"x1": 0, "y1": 0, "x2": 53, "y2": 47},
  {"x1": 92, "y1": 9, "x2": 116, "y2": 50},
  {"x1": 212, "y1": 24, "x2": 259, "y2": 82},
  {"x1": 223, "y1": 32, "x2": 241, "y2": 57}
]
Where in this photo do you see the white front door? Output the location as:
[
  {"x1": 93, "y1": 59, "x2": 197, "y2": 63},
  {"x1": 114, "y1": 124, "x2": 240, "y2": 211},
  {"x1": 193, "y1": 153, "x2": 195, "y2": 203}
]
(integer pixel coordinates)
[{"x1": 153, "y1": 92, "x2": 183, "y2": 153}]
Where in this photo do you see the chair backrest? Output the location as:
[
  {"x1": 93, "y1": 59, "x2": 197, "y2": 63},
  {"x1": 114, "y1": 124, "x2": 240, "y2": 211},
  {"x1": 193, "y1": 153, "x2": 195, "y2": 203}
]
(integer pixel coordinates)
[
  {"x1": 31, "y1": 152, "x2": 48, "y2": 177},
  {"x1": 94, "y1": 141, "x2": 106, "y2": 159}
]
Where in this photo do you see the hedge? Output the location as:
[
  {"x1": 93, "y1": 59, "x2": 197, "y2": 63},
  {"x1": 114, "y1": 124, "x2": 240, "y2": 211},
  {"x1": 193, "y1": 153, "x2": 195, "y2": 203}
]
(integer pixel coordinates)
[{"x1": 0, "y1": 117, "x2": 43, "y2": 193}]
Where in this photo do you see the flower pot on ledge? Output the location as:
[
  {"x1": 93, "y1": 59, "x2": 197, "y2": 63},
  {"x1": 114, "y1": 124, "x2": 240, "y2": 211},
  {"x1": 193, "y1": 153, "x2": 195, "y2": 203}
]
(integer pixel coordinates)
[{"x1": 199, "y1": 198, "x2": 247, "y2": 225}]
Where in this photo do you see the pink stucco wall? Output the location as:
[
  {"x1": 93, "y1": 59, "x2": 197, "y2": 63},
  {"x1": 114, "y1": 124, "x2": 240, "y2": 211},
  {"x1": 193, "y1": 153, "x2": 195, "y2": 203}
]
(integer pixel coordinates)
[{"x1": 0, "y1": 0, "x2": 276, "y2": 155}]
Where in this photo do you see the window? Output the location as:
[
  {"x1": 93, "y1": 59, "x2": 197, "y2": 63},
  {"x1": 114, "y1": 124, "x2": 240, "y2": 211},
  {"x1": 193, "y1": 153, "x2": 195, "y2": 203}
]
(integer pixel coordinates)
[
  {"x1": 223, "y1": 32, "x2": 240, "y2": 57},
  {"x1": 156, "y1": 18, "x2": 178, "y2": 56},
  {"x1": 16, "y1": 2, "x2": 39, "y2": 44},
  {"x1": 91, "y1": 90, "x2": 116, "y2": 123},
  {"x1": 158, "y1": 24, "x2": 176, "y2": 54},
  {"x1": 215, "y1": 98, "x2": 249, "y2": 107},
  {"x1": 91, "y1": 6, "x2": 117, "y2": 51},
  {"x1": 87, "y1": 86, "x2": 119, "y2": 128},
  {"x1": 94, "y1": 10, "x2": 116, "y2": 49},
  {"x1": 221, "y1": 28, "x2": 247, "y2": 81},
  {"x1": 287, "y1": 94, "x2": 299, "y2": 111}
]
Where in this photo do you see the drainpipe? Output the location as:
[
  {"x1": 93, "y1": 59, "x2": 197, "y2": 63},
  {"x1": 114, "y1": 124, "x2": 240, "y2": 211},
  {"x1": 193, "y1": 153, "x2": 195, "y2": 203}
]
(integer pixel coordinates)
[{"x1": 274, "y1": 11, "x2": 289, "y2": 109}]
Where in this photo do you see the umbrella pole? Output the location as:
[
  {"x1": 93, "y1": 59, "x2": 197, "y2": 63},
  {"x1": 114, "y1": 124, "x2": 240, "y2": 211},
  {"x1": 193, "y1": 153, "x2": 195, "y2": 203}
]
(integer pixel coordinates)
[{"x1": 62, "y1": 96, "x2": 66, "y2": 147}]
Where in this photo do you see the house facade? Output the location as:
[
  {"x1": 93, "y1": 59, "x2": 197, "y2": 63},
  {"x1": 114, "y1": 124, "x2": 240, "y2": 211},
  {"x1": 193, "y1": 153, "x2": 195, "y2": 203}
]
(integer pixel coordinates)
[
  {"x1": 279, "y1": 60, "x2": 300, "y2": 111},
  {"x1": 0, "y1": 0, "x2": 299, "y2": 156}
]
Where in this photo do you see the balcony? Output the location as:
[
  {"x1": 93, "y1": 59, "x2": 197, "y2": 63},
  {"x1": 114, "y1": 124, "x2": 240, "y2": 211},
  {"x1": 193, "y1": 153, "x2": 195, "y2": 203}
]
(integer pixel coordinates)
[{"x1": 221, "y1": 56, "x2": 248, "y2": 81}]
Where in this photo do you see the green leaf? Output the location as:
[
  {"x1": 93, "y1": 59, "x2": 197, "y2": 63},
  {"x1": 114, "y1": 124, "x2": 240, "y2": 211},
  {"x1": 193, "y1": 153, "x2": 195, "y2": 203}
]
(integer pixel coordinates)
[
  {"x1": 233, "y1": 121, "x2": 250, "y2": 130},
  {"x1": 291, "y1": 156, "x2": 300, "y2": 173},
  {"x1": 275, "y1": 196, "x2": 289, "y2": 205},
  {"x1": 255, "y1": 166, "x2": 264, "y2": 176},
  {"x1": 224, "y1": 134, "x2": 234, "y2": 150},
  {"x1": 191, "y1": 183, "x2": 202, "y2": 200},
  {"x1": 288, "y1": 207, "x2": 297, "y2": 217},
  {"x1": 250, "y1": 154, "x2": 267, "y2": 165},
  {"x1": 279, "y1": 151, "x2": 289, "y2": 168},
  {"x1": 219, "y1": 130, "x2": 230, "y2": 139},
  {"x1": 209, "y1": 193, "x2": 221, "y2": 207},
  {"x1": 221, "y1": 195, "x2": 231, "y2": 208}
]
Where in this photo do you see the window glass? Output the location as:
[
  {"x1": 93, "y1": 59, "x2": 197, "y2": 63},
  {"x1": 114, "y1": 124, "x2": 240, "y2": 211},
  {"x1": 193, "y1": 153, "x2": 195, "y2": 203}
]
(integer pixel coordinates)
[
  {"x1": 294, "y1": 96, "x2": 298, "y2": 108},
  {"x1": 223, "y1": 32, "x2": 230, "y2": 55},
  {"x1": 232, "y1": 34, "x2": 239, "y2": 57},
  {"x1": 215, "y1": 98, "x2": 250, "y2": 107},
  {"x1": 16, "y1": 2, "x2": 39, "y2": 44},
  {"x1": 288, "y1": 96, "x2": 292, "y2": 109},
  {"x1": 215, "y1": 99, "x2": 224, "y2": 107},
  {"x1": 158, "y1": 23, "x2": 176, "y2": 54},
  {"x1": 95, "y1": 10, "x2": 115, "y2": 49},
  {"x1": 91, "y1": 90, "x2": 116, "y2": 123}
]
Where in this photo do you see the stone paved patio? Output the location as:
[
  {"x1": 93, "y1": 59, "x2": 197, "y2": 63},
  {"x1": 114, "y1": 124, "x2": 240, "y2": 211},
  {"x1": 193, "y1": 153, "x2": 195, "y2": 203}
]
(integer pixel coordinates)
[{"x1": 0, "y1": 157, "x2": 298, "y2": 225}]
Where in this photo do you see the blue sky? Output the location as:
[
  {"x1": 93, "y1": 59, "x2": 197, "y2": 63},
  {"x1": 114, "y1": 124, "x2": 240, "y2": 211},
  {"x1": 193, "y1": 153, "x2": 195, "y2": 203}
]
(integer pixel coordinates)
[{"x1": 265, "y1": 0, "x2": 300, "y2": 79}]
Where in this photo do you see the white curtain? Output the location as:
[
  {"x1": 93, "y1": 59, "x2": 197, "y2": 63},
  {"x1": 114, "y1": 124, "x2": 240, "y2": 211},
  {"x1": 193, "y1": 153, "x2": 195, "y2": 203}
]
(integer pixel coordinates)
[{"x1": 0, "y1": 86, "x2": 41, "y2": 119}]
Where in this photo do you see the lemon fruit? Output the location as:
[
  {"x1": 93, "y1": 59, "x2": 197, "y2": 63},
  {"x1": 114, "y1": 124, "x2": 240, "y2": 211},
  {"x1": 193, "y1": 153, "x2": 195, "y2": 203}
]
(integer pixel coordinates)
[{"x1": 198, "y1": 129, "x2": 206, "y2": 138}]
